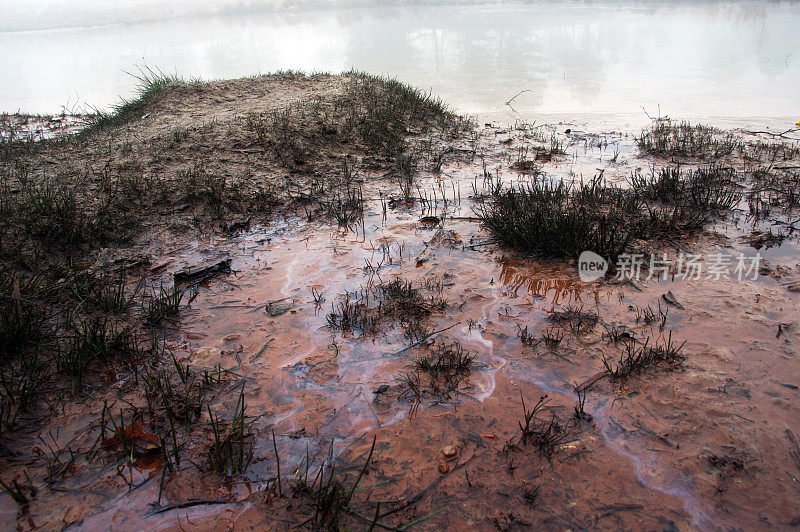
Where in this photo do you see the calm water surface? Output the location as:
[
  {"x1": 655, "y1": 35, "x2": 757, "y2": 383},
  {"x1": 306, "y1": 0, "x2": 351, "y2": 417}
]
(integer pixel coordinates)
[{"x1": 1, "y1": 1, "x2": 798, "y2": 127}]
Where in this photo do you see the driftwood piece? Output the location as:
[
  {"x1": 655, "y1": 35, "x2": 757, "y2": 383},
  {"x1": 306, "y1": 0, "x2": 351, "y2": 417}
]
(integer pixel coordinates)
[
  {"x1": 414, "y1": 227, "x2": 461, "y2": 265},
  {"x1": 415, "y1": 227, "x2": 445, "y2": 265},
  {"x1": 174, "y1": 258, "x2": 231, "y2": 283}
]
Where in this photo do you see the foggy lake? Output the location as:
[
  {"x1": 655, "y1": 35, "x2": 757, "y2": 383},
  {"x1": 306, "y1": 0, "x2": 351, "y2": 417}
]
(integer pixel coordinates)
[{"x1": 2, "y1": 0, "x2": 798, "y2": 126}]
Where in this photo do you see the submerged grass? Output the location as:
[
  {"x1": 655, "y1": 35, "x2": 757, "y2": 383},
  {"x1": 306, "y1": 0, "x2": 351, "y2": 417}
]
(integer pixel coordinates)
[
  {"x1": 0, "y1": 473, "x2": 36, "y2": 506},
  {"x1": 143, "y1": 284, "x2": 182, "y2": 325},
  {"x1": 629, "y1": 165, "x2": 742, "y2": 212},
  {"x1": 57, "y1": 319, "x2": 140, "y2": 389},
  {"x1": 300, "y1": 436, "x2": 376, "y2": 529},
  {"x1": 324, "y1": 184, "x2": 364, "y2": 227},
  {"x1": 415, "y1": 341, "x2": 473, "y2": 383},
  {"x1": 549, "y1": 306, "x2": 599, "y2": 334},
  {"x1": 0, "y1": 353, "x2": 44, "y2": 432},
  {"x1": 0, "y1": 298, "x2": 46, "y2": 365}
]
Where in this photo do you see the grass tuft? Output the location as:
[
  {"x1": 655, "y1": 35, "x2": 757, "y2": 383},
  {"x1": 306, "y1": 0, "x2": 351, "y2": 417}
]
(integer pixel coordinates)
[
  {"x1": 602, "y1": 331, "x2": 686, "y2": 380},
  {"x1": 516, "y1": 393, "x2": 571, "y2": 460},
  {"x1": 637, "y1": 121, "x2": 739, "y2": 159},
  {"x1": 326, "y1": 278, "x2": 444, "y2": 337},
  {"x1": 478, "y1": 178, "x2": 635, "y2": 261},
  {"x1": 400, "y1": 341, "x2": 473, "y2": 406},
  {"x1": 88, "y1": 67, "x2": 179, "y2": 132},
  {"x1": 481, "y1": 166, "x2": 742, "y2": 261},
  {"x1": 207, "y1": 386, "x2": 256, "y2": 475},
  {"x1": 143, "y1": 284, "x2": 182, "y2": 325}
]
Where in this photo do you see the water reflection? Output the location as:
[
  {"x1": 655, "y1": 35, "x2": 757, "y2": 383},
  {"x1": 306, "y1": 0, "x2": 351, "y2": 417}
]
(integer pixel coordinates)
[
  {"x1": 1, "y1": 1, "x2": 797, "y2": 126},
  {"x1": 498, "y1": 257, "x2": 603, "y2": 306}
]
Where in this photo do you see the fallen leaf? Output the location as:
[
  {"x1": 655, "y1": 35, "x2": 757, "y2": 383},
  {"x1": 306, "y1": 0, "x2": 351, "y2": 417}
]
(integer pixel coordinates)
[
  {"x1": 102, "y1": 421, "x2": 161, "y2": 456},
  {"x1": 661, "y1": 290, "x2": 684, "y2": 309}
]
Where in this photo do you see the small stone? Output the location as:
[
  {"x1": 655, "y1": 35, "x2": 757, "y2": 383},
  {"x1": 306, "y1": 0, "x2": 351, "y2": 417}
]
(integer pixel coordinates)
[
  {"x1": 442, "y1": 445, "x2": 458, "y2": 458},
  {"x1": 191, "y1": 346, "x2": 221, "y2": 365},
  {"x1": 266, "y1": 302, "x2": 293, "y2": 316},
  {"x1": 437, "y1": 461, "x2": 450, "y2": 474}
]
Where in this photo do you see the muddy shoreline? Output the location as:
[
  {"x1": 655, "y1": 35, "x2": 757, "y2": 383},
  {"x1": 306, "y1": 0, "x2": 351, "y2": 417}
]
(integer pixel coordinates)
[{"x1": 0, "y1": 72, "x2": 799, "y2": 531}]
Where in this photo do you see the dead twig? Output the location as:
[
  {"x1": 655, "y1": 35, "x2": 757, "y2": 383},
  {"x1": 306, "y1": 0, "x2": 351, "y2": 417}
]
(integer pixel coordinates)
[
  {"x1": 786, "y1": 429, "x2": 800, "y2": 469},
  {"x1": 146, "y1": 499, "x2": 240, "y2": 516}
]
